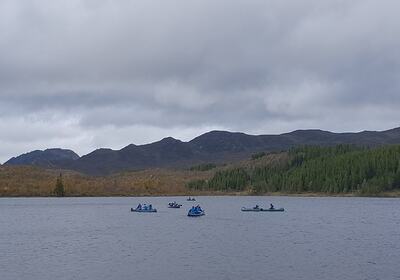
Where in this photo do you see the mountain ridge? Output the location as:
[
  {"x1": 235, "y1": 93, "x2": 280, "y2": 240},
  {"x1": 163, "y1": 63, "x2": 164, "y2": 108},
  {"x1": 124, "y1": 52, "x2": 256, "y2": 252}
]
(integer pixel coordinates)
[
  {"x1": 5, "y1": 149, "x2": 79, "y2": 168},
  {"x1": 5, "y1": 127, "x2": 400, "y2": 175}
]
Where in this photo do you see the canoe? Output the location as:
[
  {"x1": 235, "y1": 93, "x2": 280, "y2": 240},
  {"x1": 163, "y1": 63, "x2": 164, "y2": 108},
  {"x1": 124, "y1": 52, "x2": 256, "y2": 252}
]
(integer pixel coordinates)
[
  {"x1": 261, "y1": 208, "x2": 284, "y2": 212},
  {"x1": 241, "y1": 207, "x2": 261, "y2": 212},
  {"x1": 131, "y1": 208, "x2": 157, "y2": 213},
  {"x1": 187, "y1": 198, "x2": 196, "y2": 201},
  {"x1": 168, "y1": 204, "x2": 182, "y2": 208},
  {"x1": 241, "y1": 207, "x2": 284, "y2": 212},
  {"x1": 188, "y1": 210, "x2": 205, "y2": 217}
]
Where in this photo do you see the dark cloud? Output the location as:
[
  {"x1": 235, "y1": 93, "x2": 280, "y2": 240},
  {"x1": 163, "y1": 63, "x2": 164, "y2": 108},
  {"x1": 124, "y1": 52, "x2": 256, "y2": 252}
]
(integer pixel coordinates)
[{"x1": 0, "y1": 0, "x2": 400, "y2": 162}]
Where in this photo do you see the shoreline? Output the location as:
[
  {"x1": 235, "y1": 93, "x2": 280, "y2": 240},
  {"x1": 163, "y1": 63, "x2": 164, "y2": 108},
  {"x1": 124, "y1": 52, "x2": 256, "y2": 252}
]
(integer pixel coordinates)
[{"x1": 1, "y1": 190, "x2": 399, "y2": 198}]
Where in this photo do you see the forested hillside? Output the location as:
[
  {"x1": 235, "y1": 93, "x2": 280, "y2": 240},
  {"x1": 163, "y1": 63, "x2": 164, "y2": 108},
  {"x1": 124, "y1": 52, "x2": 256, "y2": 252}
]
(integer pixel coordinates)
[{"x1": 187, "y1": 145, "x2": 400, "y2": 195}]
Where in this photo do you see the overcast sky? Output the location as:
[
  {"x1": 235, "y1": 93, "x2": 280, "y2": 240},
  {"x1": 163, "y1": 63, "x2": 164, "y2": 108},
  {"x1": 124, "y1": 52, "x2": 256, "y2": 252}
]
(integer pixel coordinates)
[{"x1": 1, "y1": 0, "x2": 399, "y2": 162}]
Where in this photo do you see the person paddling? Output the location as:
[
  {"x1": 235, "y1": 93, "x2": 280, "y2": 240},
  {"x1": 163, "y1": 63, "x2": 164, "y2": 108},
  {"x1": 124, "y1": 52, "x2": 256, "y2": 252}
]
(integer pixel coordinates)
[{"x1": 270, "y1": 203, "x2": 274, "y2": 210}]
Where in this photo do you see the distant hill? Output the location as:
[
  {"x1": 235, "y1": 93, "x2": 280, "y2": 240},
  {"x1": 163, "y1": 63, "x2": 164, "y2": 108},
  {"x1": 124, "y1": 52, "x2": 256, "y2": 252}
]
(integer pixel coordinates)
[
  {"x1": 4, "y1": 127, "x2": 400, "y2": 175},
  {"x1": 5, "y1": 149, "x2": 79, "y2": 168}
]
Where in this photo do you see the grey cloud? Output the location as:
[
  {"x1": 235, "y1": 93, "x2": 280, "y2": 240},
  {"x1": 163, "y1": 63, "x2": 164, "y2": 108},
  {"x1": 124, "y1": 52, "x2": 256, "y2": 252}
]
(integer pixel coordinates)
[{"x1": 0, "y1": 0, "x2": 400, "y2": 162}]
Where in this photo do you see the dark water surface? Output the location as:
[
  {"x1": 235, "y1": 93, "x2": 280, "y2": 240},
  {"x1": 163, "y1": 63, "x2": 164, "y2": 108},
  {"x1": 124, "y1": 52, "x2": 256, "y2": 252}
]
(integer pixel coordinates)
[{"x1": 1, "y1": 196, "x2": 399, "y2": 280}]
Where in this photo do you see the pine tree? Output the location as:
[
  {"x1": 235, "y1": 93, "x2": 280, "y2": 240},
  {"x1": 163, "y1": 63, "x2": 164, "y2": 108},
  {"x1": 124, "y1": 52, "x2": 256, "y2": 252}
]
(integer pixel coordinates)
[{"x1": 54, "y1": 173, "x2": 65, "y2": 197}]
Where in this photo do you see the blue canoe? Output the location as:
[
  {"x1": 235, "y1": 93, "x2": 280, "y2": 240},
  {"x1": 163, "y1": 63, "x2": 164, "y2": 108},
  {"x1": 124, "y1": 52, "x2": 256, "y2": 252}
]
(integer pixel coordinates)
[
  {"x1": 188, "y1": 210, "x2": 205, "y2": 217},
  {"x1": 188, "y1": 206, "x2": 205, "y2": 217},
  {"x1": 261, "y1": 208, "x2": 284, "y2": 212},
  {"x1": 241, "y1": 207, "x2": 262, "y2": 212},
  {"x1": 241, "y1": 207, "x2": 284, "y2": 212},
  {"x1": 131, "y1": 207, "x2": 157, "y2": 213}
]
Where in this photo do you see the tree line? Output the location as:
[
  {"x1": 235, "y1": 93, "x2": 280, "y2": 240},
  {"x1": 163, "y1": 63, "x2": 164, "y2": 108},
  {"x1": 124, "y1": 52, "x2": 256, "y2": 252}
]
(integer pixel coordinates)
[
  {"x1": 189, "y1": 163, "x2": 217, "y2": 171},
  {"x1": 186, "y1": 145, "x2": 400, "y2": 195}
]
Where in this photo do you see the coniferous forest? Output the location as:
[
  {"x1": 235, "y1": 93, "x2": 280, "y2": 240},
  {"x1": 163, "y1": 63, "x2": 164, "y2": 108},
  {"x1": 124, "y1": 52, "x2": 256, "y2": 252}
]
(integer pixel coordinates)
[{"x1": 187, "y1": 145, "x2": 400, "y2": 195}]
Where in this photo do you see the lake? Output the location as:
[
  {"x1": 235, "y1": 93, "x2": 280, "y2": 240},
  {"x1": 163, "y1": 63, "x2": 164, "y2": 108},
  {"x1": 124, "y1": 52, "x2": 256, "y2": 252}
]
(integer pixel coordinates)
[{"x1": 1, "y1": 196, "x2": 399, "y2": 280}]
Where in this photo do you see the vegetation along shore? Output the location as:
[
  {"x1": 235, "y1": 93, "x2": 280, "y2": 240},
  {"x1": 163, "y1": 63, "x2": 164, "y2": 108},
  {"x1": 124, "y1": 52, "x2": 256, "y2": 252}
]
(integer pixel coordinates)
[{"x1": 1, "y1": 144, "x2": 400, "y2": 197}]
